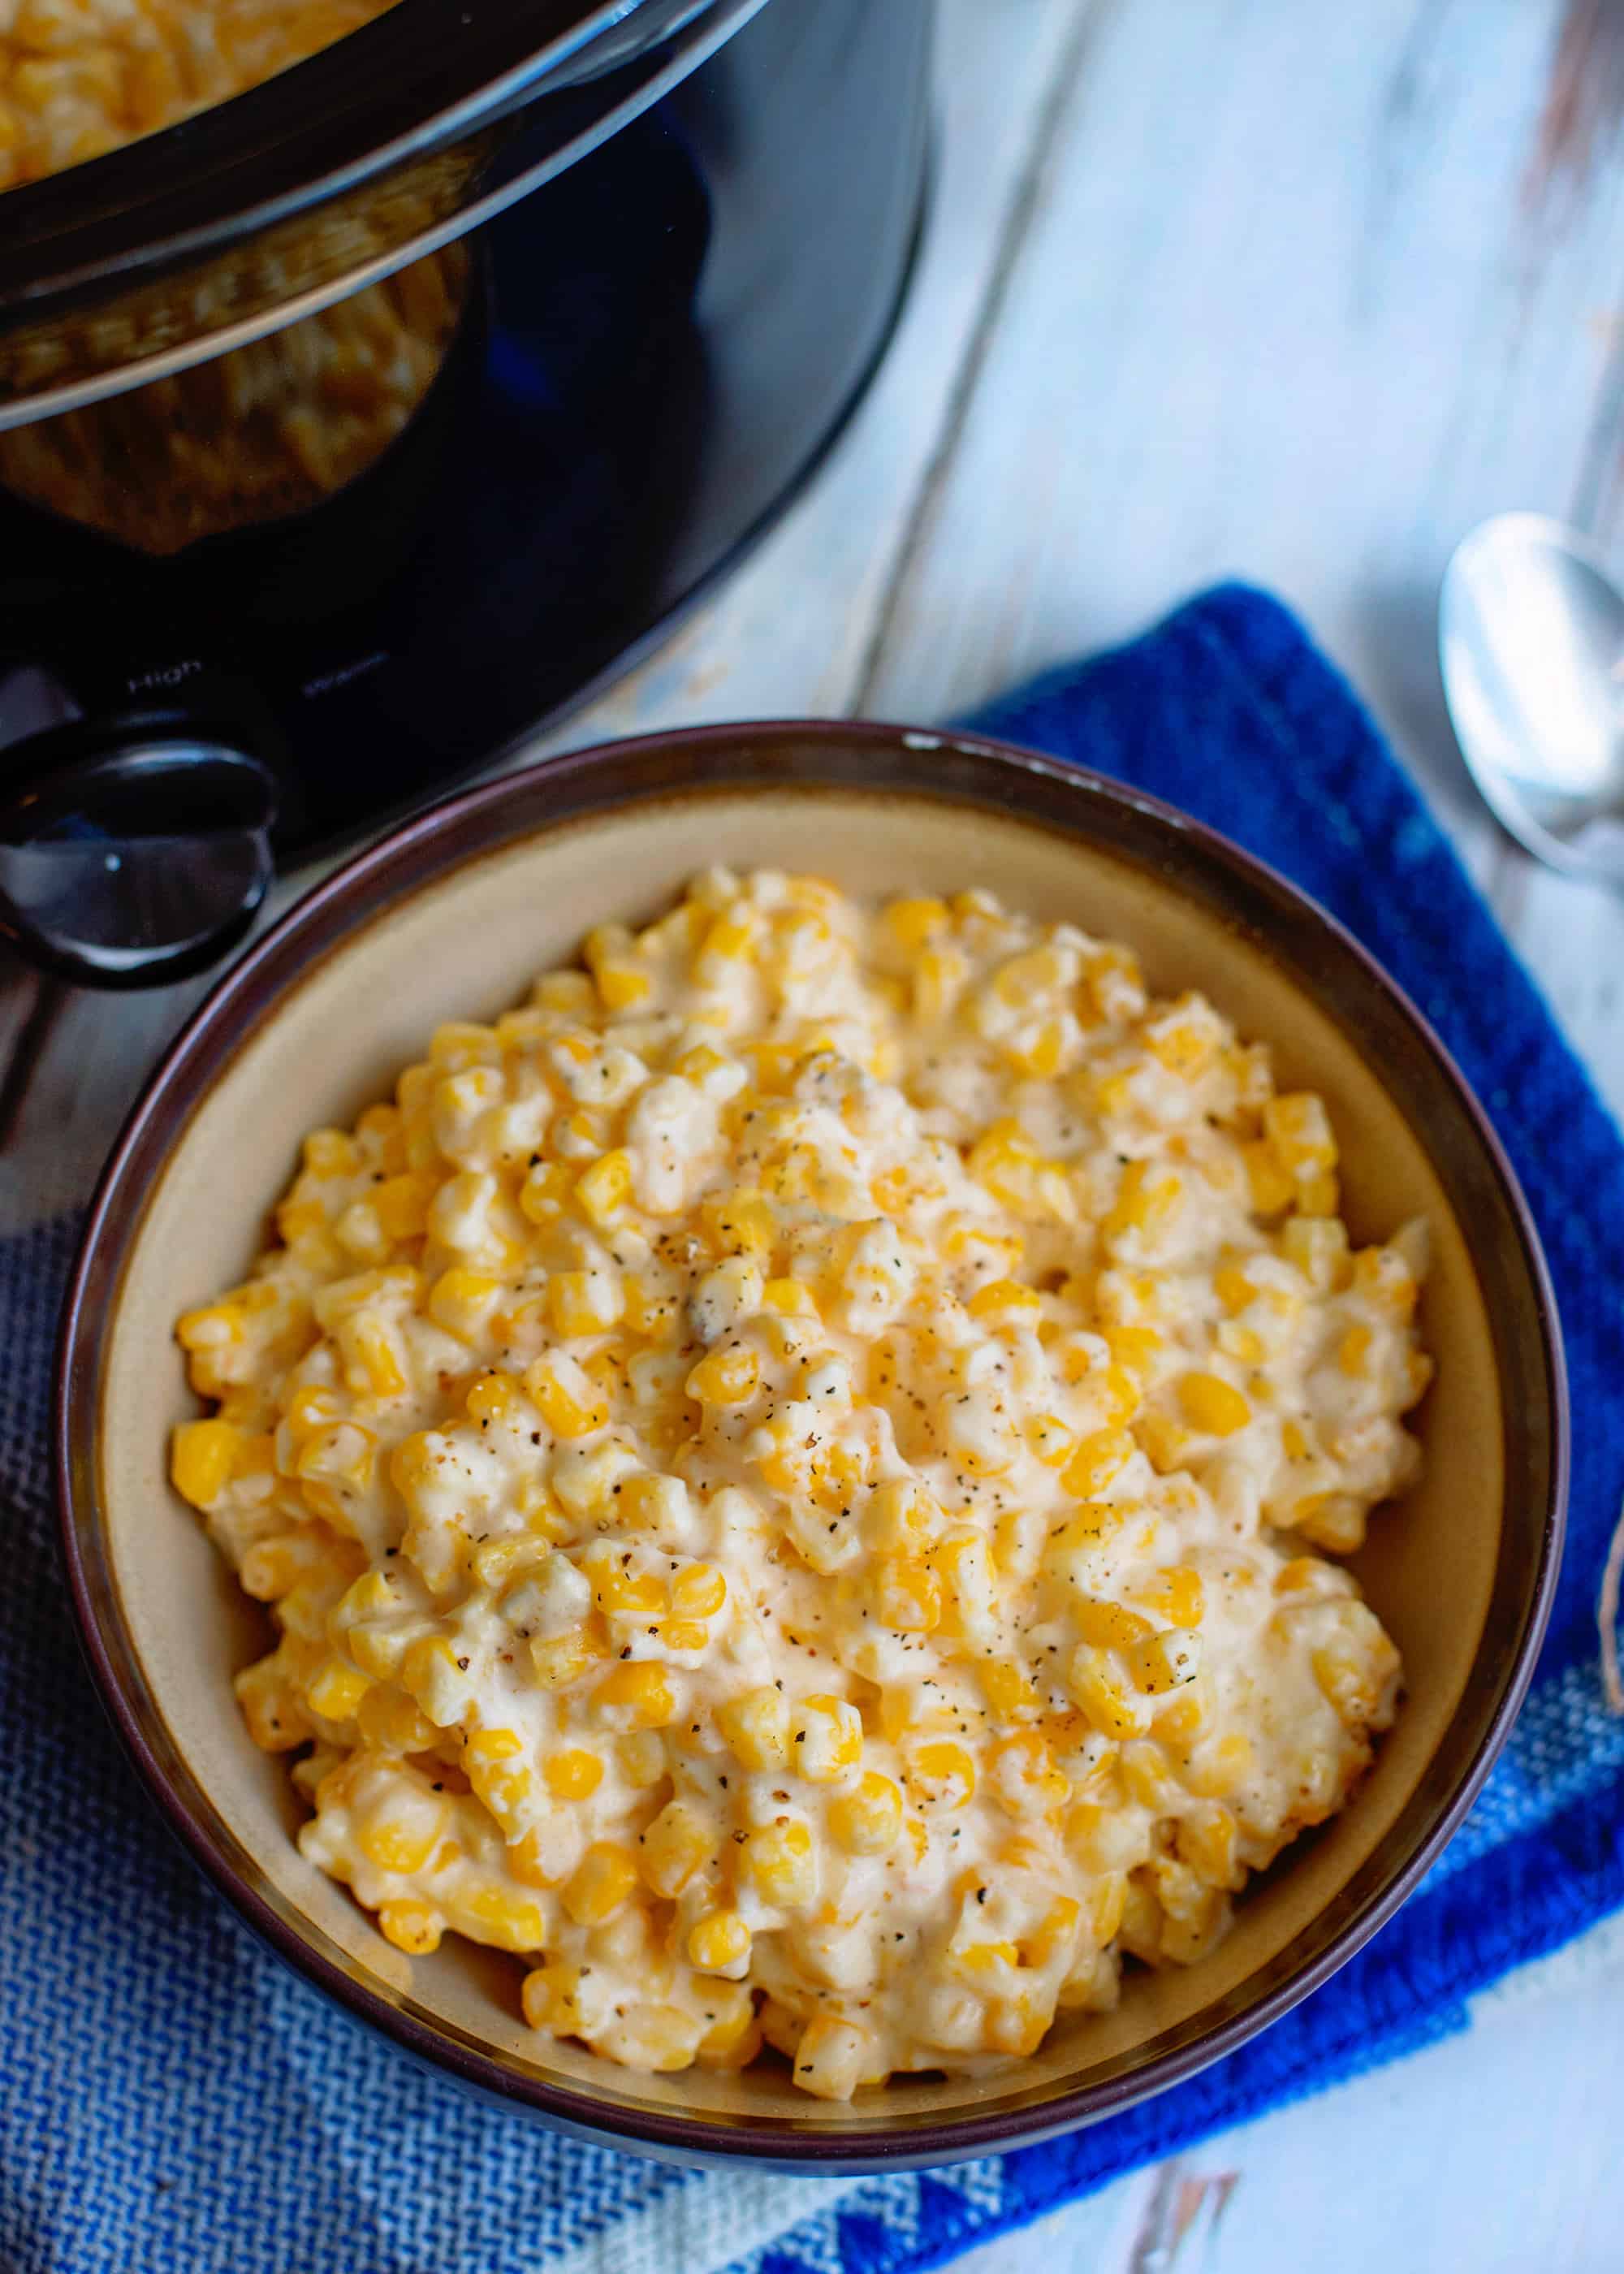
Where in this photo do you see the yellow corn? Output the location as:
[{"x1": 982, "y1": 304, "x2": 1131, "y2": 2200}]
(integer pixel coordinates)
[
  {"x1": 828, "y1": 1770, "x2": 904, "y2": 1856},
  {"x1": 171, "y1": 1418, "x2": 243, "y2": 1508},
  {"x1": 866, "y1": 1478, "x2": 944, "y2": 1553},
  {"x1": 1062, "y1": 1426, "x2": 1134, "y2": 1502},
  {"x1": 563, "y1": 1841, "x2": 640, "y2": 1926},
  {"x1": 378, "y1": 1899, "x2": 442, "y2": 1956},
  {"x1": 979, "y1": 1659, "x2": 1041, "y2": 1719},
  {"x1": 1242, "y1": 1140, "x2": 1295, "y2": 1215},
  {"x1": 304, "y1": 1657, "x2": 372, "y2": 1723},
  {"x1": 716, "y1": 1686, "x2": 792, "y2": 1770},
  {"x1": 550, "y1": 1270, "x2": 624, "y2": 1338},
  {"x1": 686, "y1": 1346, "x2": 762, "y2": 1407},
  {"x1": 529, "y1": 1627, "x2": 607, "y2": 1690},
  {"x1": 355, "y1": 1783, "x2": 447, "y2": 1874},
  {"x1": 525, "y1": 1351, "x2": 610, "y2": 1439},
  {"x1": 904, "y1": 1739, "x2": 977, "y2": 1813},
  {"x1": 356, "y1": 1688, "x2": 436, "y2": 1756},
  {"x1": 669, "y1": 1563, "x2": 728, "y2": 1620},
  {"x1": 461, "y1": 1886, "x2": 548, "y2": 1952},
  {"x1": 1104, "y1": 1161, "x2": 1181, "y2": 1243},
  {"x1": 793, "y1": 2015, "x2": 870, "y2": 2102},
  {"x1": 1125, "y1": 1628, "x2": 1203, "y2": 1695},
  {"x1": 399, "y1": 1636, "x2": 475, "y2": 1727},
  {"x1": 1177, "y1": 1372, "x2": 1251, "y2": 1436},
  {"x1": 520, "y1": 1955, "x2": 581, "y2": 2033},
  {"x1": 1279, "y1": 1217, "x2": 1351, "y2": 1289},
  {"x1": 592, "y1": 1661, "x2": 676, "y2": 1730},
  {"x1": 1136, "y1": 1565, "x2": 1205, "y2": 1628},
  {"x1": 544, "y1": 1748, "x2": 603, "y2": 1801},
  {"x1": 1073, "y1": 1598, "x2": 1155, "y2": 1649},
  {"x1": 883, "y1": 896, "x2": 950, "y2": 953},
  {"x1": 688, "y1": 1909, "x2": 752, "y2": 1972},
  {"x1": 791, "y1": 1694, "x2": 863, "y2": 1782},
  {"x1": 576, "y1": 1149, "x2": 634, "y2": 1227},
  {"x1": 1263, "y1": 1092, "x2": 1337, "y2": 1173},
  {"x1": 871, "y1": 1554, "x2": 942, "y2": 1633},
  {"x1": 739, "y1": 1819, "x2": 816, "y2": 1907},
  {"x1": 1065, "y1": 1645, "x2": 1152, "y2": 1737},
  {"x1": 639, "y1": 1800, "x2": 714, "y2": 1896},
  {"x1": 428, "y1": 1266, "x2": 501, "y2": 1341}
]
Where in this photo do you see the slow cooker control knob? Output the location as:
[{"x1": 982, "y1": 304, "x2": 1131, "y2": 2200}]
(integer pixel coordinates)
[{"x1": 0, "y1": 733, "x2": 278, "y2": 987}]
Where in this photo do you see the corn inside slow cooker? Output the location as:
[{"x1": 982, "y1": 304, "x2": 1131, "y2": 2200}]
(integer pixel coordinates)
[
  {"x1": 0, "y1": 0, "x2": 404, "y2": 190},
  {"x1": 0, "y1": 245, "x2": 470, "y2": 552}
]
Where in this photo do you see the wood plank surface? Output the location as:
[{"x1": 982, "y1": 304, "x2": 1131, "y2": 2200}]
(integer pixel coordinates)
[{"x1": 857, "y1": 0, "x2": 1624, "y2": 1117}]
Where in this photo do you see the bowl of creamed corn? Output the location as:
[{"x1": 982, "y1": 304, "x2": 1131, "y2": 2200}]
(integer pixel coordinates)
[{"x1": 58, "y1": 722, "x2": 1564, "y2": 2168}]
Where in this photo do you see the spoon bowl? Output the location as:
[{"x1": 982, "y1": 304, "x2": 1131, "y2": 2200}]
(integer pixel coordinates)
[{"x1": 1440, "y1": 512, "x2": 1624, "y2": 884}]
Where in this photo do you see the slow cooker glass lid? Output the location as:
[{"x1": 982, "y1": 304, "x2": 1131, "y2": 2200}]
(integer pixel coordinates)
[{"x1": 0, "y1": 0, "x2": 769, "y2": 426}]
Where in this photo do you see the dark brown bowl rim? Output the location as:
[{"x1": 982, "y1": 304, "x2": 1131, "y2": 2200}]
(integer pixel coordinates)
[{"x1": 55, "y1": 720, "x2": 1568, "y2": 2171}]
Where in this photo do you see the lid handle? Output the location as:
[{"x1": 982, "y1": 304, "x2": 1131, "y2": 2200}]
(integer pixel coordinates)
[{"x1": 0, "y1": 738, "x2": 278, "y2": 988}]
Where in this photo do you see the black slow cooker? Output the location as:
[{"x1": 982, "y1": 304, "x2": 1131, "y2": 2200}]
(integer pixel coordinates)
[{"x1": 0, "y1": 0, "x2": 933, "y2": 984}]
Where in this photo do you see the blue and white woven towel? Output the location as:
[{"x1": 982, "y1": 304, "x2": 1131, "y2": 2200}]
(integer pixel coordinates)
[{"x1": 4, "y1": 585, "x2": 1622, "y2": 2274}]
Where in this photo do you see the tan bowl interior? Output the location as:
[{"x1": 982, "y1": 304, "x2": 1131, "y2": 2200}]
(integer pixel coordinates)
[{"x1": 97, "y1": 783, "x2": 1503, "y2": 2140}]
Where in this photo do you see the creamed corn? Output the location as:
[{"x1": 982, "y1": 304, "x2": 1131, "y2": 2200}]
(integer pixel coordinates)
[{"x1": 174, "y1": 870, "x2": 1428, "y2": 2099}]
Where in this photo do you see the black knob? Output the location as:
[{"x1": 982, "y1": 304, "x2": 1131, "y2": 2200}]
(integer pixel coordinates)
[{"x1": 0, "y1": 733, "x2": 279, "y2": 987}]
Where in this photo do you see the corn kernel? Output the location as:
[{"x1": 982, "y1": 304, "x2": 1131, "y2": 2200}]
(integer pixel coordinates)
[
  {"x1": 378, "y1": 1899, "x2": 442, "y2": 1956},
  {"x1": 399, "y1": 1636, "x2": 474, "y2": 1727},
  {"x1": 791, "y1": 1694, "x2": 863, "y2": 1782},
  {"x1": 592, "y1": 1661, "x2": 676, "y2": 1730},
  {"x1": 639, "y1": 1800, "x2": 714, "y2": 1896},
  {"x1": 373, "y1": 1172, "x2": 437, "y2": 1243},
  {"x1": 563, "y1": 1840, "x2": 640, "y2": 1926},
  {"x1": 686, "y1": 1346, "x2": 762, "y2": 1407},
  {"x1": 462, "y1": 1886, "x2": 548, "y2": 1952},
  {"x1": 304, "y1": 1657, "x2": 372, "y2": 1723},
  {"x1": 545, "y1": 1748, "x2": 604, "y2": 1801},
  {"x1": 670, "y1": 1563, "x2": 727, "y2": 1619},
  {"x1": 576, "y1": 1148, "x2": 634, "y2": 1227},
  {"x1": 356, "y1": 1785, "x2": 447, "y2": 1874},
  {"x1": 529, "y1": 1627, "x2": 607, "y2": 1690},
  {"x1": 1242, "y1": 1140, "x2": 1295, "y2": 1214},
  {"x1": 872, "y1": 1554, "x2": 942, "y2": 1633},
  {"x1": 525, "y1": 1351, "x2": 610, "y2": 1439},
  {"x1": 1073, "y1": 1598, "x2": 1155, "y2": 1649},
  {"x1": 688, "y1": 1909, "x2": 752, "y2": 1972},
  {"x1": 740, "y1": 1819, "x2": 816, "y2": 1908},
  {"x1": 1063, "y1": 1427, "x2": 1134, "y2": 1502},
  {"x1": 521, "y1": 1956, "x2": 580, "y2": 2032},
  {"x1": 551, "y1": 1270, "x2": 624, "y2": 1338},
  {"x1": 171, "y1": 1418, "x2": 242, "y2": 1508},
  {"x1": 716, "y1": 1686, "x2": 792, "y2": 1770},
  {"x1": 1125, "y1": 1628, "x2": 1203, "y2": 1695},
  {"x1": 904, "y1": 1739, "x2": 976, "y2": 1813},
  {"x1": 1066, "y1": 1645, "x2": 1153, "y2": 1737},
  {"x1": 883, "y1": 896, "x2": 950, "y2": 953},
  {"x1": 828, "y1": 1770, "x2": 904, "y2": 1856},
  {"x1": 866, "y1": 1478, "x2": 944, "y2": 1552},
  {"x1": 1177, "y1": 1372, "x2": 1251, "y2": 1436},
  {"x1": 978, "y1": 1659, "x2": 1042, "y2": 1719},
  {"x1": 1136, "y1": 1565, "x2": 1205, "y2": 1628},
  {"x1": 1263, "y1": 1092, "x2": 1337, "y2": 1173},
  {"x1": 793, "y1": 2015, "x2": 869, "y2": 2101},
  {"x1": 428, "y1": 1266, "x2": 502, "y2": 1341},
  {"x1": 1186, "y1": 1731, "x2": 1254, "y2": 1800},
  {"x1": 356, "y1": 1688, "x2": 436, "y2": 1755}
]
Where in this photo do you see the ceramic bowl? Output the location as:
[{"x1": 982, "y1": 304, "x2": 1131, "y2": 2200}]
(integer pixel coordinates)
[{"x1": 57, "y1": 722, "x2": 1566, "y2": 2171}]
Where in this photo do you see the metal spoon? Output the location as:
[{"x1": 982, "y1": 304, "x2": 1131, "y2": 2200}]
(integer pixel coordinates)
[{"x1": 1440, "y1": 511, "x2": 1624, "y2": 886}]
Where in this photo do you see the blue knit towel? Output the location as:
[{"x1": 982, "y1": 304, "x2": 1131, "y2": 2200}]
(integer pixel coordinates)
[{"x1": 3, "y1": 585, "x2": 1622, "y2": 2274}]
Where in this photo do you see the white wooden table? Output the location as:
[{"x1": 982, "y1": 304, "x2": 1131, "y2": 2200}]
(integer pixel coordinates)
[{"x1": 4, "y1": 1, "x2": 1622, "y2": 2261}]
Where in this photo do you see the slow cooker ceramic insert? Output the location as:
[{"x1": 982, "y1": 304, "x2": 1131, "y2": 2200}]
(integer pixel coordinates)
[{"x1": 0, "y1": 0, "x2": 933, "y2": 983}]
